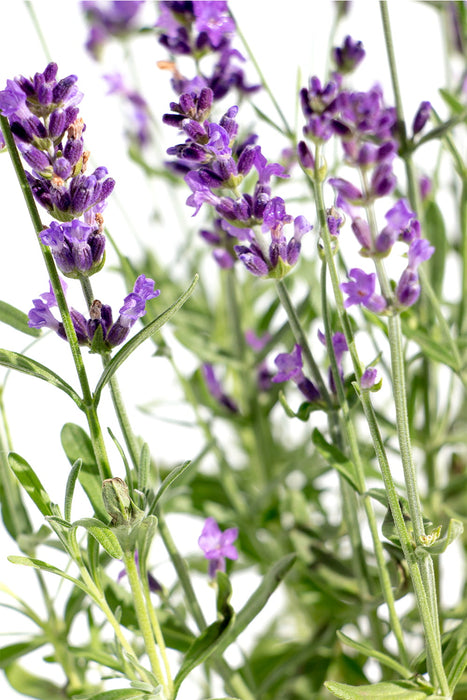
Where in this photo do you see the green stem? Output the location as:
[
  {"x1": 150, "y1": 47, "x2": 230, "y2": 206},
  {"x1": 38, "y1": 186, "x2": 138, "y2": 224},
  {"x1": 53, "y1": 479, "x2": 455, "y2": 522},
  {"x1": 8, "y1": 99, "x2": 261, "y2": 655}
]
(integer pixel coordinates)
[
  {"x1": 359, "y1": 390, "x2": 449, "y2": 695},
  {"x1": 320, "y1": 231, "x2": 408, "y2": 664},
  {"x1": 123, "y1": 550, "x2": 168, "y2": 694},
  {"x1": 157, "y1": 513, "x2": 256, "y2": 700},
  {"x1": 23, "y1": 1, "x2": 52, "y2": 62},
  {"x1": 224, "y1": 266, "x2": 270, "y2": 484},
  {"x1": 1, "y1": 116, "x2": 111, "y2": 481},
  {"x1": 275, "y1": 279, "x2": 333, "y2": 409},
  {"x1": 141, "y1": 576, "x2": 174, "y2": 699}
]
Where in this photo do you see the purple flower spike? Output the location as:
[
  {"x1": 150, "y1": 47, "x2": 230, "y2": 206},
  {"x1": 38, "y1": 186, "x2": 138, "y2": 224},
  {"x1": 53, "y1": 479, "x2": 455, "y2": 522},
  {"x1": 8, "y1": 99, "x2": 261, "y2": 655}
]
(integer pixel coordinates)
[
  {"x1": 198, "y1": 517, "x2": 238, "y2": 579},
  {"x1": 341, "y1": 268, "x2": 387, "y2": 313},
  {"x1": 40, "y1": 219, "x2": 106, "y2": 278}
]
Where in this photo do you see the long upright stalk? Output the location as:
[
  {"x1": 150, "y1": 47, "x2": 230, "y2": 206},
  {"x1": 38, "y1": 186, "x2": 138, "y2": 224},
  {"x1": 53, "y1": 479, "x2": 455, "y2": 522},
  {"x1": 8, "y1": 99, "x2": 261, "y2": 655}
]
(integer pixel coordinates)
[{"x1": 1, "y1": 116, "x2": 112, "y2": 481}]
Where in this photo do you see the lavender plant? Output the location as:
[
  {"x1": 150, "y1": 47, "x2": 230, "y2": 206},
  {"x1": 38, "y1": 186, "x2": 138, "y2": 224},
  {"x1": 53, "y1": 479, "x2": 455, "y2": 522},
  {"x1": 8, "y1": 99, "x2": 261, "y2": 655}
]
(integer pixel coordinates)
[{"x1": 0, "y1": 2, "x2": 466, "y2": 700}]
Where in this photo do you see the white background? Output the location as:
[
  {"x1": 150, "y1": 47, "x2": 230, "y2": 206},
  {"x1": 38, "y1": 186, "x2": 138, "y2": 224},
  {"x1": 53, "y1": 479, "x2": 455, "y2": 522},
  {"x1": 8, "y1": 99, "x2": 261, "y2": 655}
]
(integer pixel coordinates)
[{"x1": 0, "y1": 1, "x2": 463, "y2": 698}]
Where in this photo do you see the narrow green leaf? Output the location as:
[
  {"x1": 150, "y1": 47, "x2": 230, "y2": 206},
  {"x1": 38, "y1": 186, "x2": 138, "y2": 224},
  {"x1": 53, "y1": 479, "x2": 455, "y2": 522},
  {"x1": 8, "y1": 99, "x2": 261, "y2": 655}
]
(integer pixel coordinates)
[
  {"x1": 84, "y1": 690, "x2": 147, "y2": 700},
  {"x1": 448, "y1": 646, "x2": 467, "y2": 692},
  {"x1": 0, "y1": 637, "x2": 47, "y2": 668},
  {"x1": 424, "y1": 200, "x2": 447, "y2": 298},
  {"x1": 93, "y1": 275, "x2": 198, "y2": 405},
  {"x1": 173, "y1": 604, "x2": 234, "y2": 695},
  {"x1": 0, "y1": 348, "x2": 82, "y2": 406},
  {"x1": 69, "y1": 645, "x2": 123, "y2": 673},
  {"x1": 0, "y1": 449, "x2": 32, "y2": 541},
  {"x1": 215, "y1": 553, "x2": 296, "y2": 657},
  {"x1": 336, "y1": 631, "x2": 413, "y2": 679},
  {"x1": 72, "y1": 517, "x2": 123, "y2": 559},
  {"x1": 8, "y1": 555, "x2": 90, "y2": 595},
  {"x1": 138, "y1": 442, "x2": 150, "y2": 492},
  {"x1": 312, "y1": 429, "x2": 361, "y2": 493},
  {"x1": 136, "y1": 515, "x2": 158, "y2": 575},
  {"x1": 4, "y1": 663, "x2": 67, "y2": 699},
  {"x1": 61, "y1": 423, "x2": 109, "y2": 522},
  {"x1": 439, "y1": 87, "x2": 466, "y2": 115},
  {"x1": 64, "y1": 458, "x2": 82, "y2": 523},
  {"x1": 8, "y1": 452, "x2": 54, "y2": 517},
  {"x1": 324, "y1": 680, "x2": 430, "y2": 699},
  {"x1": 251, "y1": 103, "x2": 288, "y2": 135},
  {"x1": 0, "y1": 301, "x2": 40, "y2": 336},
  {"x1": 400, "y1": 323, "x2": 458, "y2": 370},
  {"x1": 147, "y1": 461, "x2": 193, "y2": 515}
]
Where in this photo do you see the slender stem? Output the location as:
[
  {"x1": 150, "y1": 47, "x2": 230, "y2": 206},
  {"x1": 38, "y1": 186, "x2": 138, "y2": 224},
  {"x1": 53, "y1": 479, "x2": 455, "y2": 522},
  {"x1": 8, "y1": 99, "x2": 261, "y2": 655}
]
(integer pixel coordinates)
[
  {"x1": 141, "y1": 576, "x2": 174, "y2": 699},
  {"x1": 122, "y1": 551, "x2": 168, "y2": 693},
  {"x1": 157, "y1": 513, "x2": 256, "y2": 700},
  {"x1": 320, "y1": 233, "x2": 408, "y2": 664},
  {"x1": 108, "y1": 371, "x2": 142, "y2": 470},
  {"x1": 79, "y1": 276, "x2": 95, "y2": 311},
  {"x1": 275, "y1": 279, "x2": 333, "y2": 408},
  {"x1": 23, "y1": 1, "x2": 52, "y2": 62},
  {"x1": 230, "y1": 9, "x2": 294, "y2": 140}
]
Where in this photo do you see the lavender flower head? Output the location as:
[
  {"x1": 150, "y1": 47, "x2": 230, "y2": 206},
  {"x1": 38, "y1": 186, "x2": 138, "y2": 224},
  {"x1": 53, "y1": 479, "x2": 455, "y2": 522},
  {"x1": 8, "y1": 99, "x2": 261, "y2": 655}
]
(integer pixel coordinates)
[
  {"x1": 156, "y1": 1, "x2": 259, "y2": 99},
  {"x1": 198, "y1": 517, "x2": 238, "y2": 579},
  {"x1": 0, "y1": 63, "x2": 115, "y2": 223},
  {"x1": 40, "y1": 218, "x2": 106, "y2": 278},
  {"x1": 28, "y1": 275, "x2": 160, "y2": 351}
]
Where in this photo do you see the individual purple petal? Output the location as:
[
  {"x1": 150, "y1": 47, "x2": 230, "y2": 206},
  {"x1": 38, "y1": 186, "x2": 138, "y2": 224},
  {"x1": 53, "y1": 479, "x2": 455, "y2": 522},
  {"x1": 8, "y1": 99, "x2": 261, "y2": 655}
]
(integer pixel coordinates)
[
  {"x1": 384, "y1": 199, "x2": 415, "y2": 231},
  {"x1": 396, "y1": 268, "x2": 421, "y2": 307},
  {"x1": 341, "y1": 268, "x2": 387, "y2": 313},
  {"x1": 328, "y1": 177, "x2": 363, "y2": 203},
  {"x1": 272, "y1": 344, "x2": 304, "y2": 383},
  {"x1": 407, "y1": 238, "x2": 435, "y2": 269},
  {"x1": 351, "y1": 217, "x2": 372, "y2": 250}
]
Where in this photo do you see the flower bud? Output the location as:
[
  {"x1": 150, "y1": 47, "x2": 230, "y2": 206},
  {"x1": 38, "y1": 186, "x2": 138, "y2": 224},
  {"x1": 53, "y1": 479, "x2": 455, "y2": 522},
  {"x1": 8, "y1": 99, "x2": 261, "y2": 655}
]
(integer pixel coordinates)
[{"x1": 102, "y1": 477, "x2": 143, "y2": 527}]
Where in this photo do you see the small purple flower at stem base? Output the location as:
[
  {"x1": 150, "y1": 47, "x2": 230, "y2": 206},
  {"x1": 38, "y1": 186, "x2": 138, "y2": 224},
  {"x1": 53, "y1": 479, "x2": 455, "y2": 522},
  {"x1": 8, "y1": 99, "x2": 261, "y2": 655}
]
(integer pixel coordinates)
[
  {"x1": 202, "y1": 364, "x2": 238, "y2": 413},
  {"x1": 272, "y1": 344, "x2": 320, "y2": 403},
  {"x1": 341, "y1": 268, "x2": 387, "y2": 313},
  {"x1": 361, "y1": 367, "x2": 379, "y2": 390},
  {"x1": 198, "y1": 517, "x2": 238, "y2": 579}
]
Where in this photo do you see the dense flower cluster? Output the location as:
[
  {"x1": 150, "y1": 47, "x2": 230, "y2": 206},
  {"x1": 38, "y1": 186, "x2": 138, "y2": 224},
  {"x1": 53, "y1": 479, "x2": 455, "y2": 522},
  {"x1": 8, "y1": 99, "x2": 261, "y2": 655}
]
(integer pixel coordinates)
[
  {"x1": 156, "y1": 1, "x2": 259, "y2": 99},
  {"x1": 297, "y1": 36, "x2": 435, "y2": 312},
  {"x1": 0, "y1": 62, "x2": 160, "y2": 352},
  {"x1": 28, "y1": 275, "x2": 159, "y2": 350},
  {"x1": 0, "y1": 63, "x2": 115, "y2": 230},
  {"x1": 163, "y1": 88, "x2": 311, "y2": 277}
]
